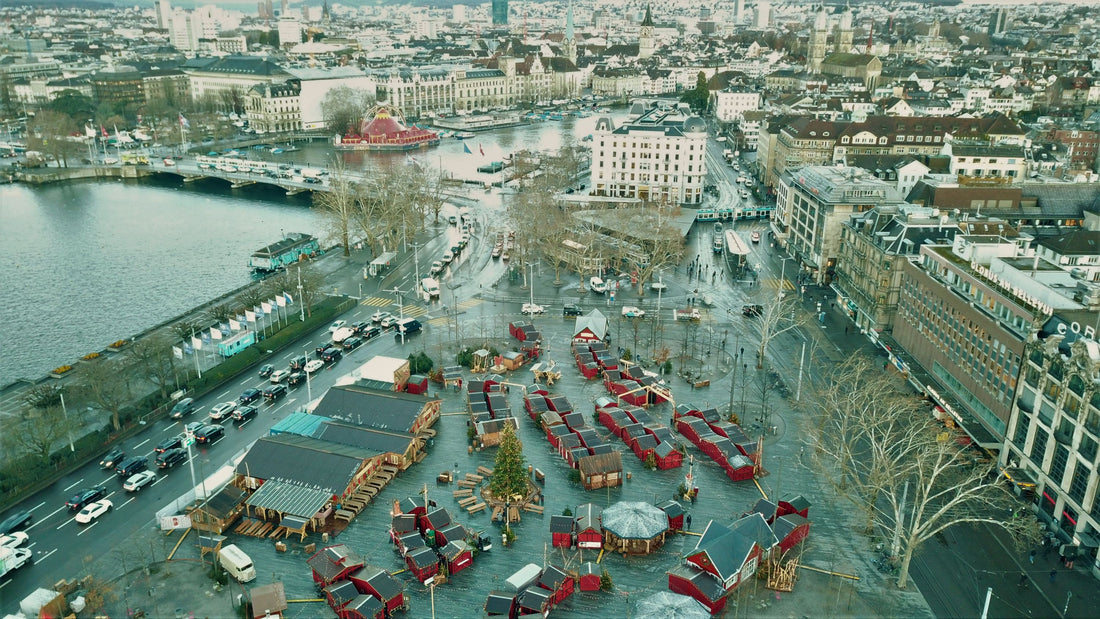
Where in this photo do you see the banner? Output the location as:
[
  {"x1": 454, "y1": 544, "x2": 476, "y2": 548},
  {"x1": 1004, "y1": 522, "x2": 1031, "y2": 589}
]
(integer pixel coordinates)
[
  {"x1": 255, "y1": 305, "x2": 265, "y2": 318},
  {"x1": 284, "y1": 292, "x2": 294, "y2": 304},
  {"x1": 159, "y1": 514, "x2": 192, "y2": 531}
]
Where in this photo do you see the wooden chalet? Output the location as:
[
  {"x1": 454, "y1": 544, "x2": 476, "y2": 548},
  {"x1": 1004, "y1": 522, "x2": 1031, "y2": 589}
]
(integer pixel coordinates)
[
  {"x1": 187, "y1": 484, "x2": 246, "y2": 534},
  {"x1": 778, "y1": 495, "x2": 812, "y2": 519},
  {"x1": 652, "y1": 440, "x2": 684, "y2": 469},
  {"x1": 249, "y1": 582, "x2": 287, "y2": 619},
  {"x1": 419, "y1": 507, "x2": 452, "y2": 535},
  {"x1": 537, "y1": 565, "x2": 575, "y2": 606},
  {"x1": 405, "y1": 374, "x2": 429, "y2": 395},
  {"x1": 389, "y1": 513, "x2": 417, "y2": 544},
  {"x1": 339, "y1": 594, "x2": 384, "y2": 619},
  {"x1": 484, "y1": 591, "x2": 516, "y2": 616},
  {"x1": 572, "y1": 309, "x2": 609, "y2": 343},
  {"x1": 439, "y1": 540, "x2": 474, "y2": 575},
  {"x1": 395, "y1": 531, "x2": 426, "y2": 556},
  {"x1": 404, "y1": 545, "x2": 440, "y2": 582},
  {"x1": 601, "y1": 501, "x2": 669, "y2": 555},
  {"x1": 312, "y1": 384, "x2": 441, "y2": 436},
  {"x1": 397, "y1": 496, "x2": 435, "y2": 518},
  {"x1": 516, "y1": 587, "x2": 552, "y2": 616},
  {"x1": 657, "y1": 499, "x2": 685, "y2": 531},
  {"x1": 347, "y1": 566, "x2": 407, "y2": 615},
  {"x1": 773, "y1": 513, "x2": 811, "y2": 553},
  {"x1": 549, "y1": 514, "x2": 575, "y2": 548},
  {"x1": 435, "y1": 522, "x2": 466, "y2": 546},
  {"x1": 577, "y1": 562, "x2": 602, "y2": 591},
  {"x1": 574, "y1": 504, "x2": 603, "y2": 549},
  {"x1": 314, "y1": 419, "x2": 422, "y2": 472},
  {"x1": 308, "y1": 544, "x2": 366, "y2": 587},
  {"x1": 577, "y1": 451, "x2": 623, "y2": 490},
  {"x1": 499, "y1": 351, "x2": 526, "y2": 371},
  {"x1": 475, "y1": 417, "x2": 520, "y2": 448},
  {"x1": 323, "y1": 580, "x2": 360, "y2": 617},
  {"x1": 668, "y1": 514, "x2": 779, "y2": 613}
]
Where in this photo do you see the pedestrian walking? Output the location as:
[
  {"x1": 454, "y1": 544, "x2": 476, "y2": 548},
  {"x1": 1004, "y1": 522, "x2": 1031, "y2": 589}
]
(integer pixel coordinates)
[
  {"x1": 685, "y1": 514, "x2": 692, "y2": 529},
  {"x1": 1049, "y1": 569, "x2": 1057, "y2": 582},
  {"x1": 712, "y1": 272, "x2": 717, "y2": 284},
  {"x1": 1018, "y1": 573, "x2": 1028, "y2": 589},
  {"x1": 1029, "y1": 550, "x2": 1036, "y2": 564}
]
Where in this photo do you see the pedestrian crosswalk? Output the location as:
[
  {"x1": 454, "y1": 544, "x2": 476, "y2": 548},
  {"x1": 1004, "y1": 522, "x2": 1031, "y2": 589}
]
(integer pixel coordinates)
[
  {"x1": 361, "y1": 296, "x2": 394, "y2": 307},
  {"x1": 428, "y1": 316, "x2": 452, "y2": 327},
  {"x1": 456, "y1": 298, "x2": 483, "y2": 311},
  {"x1": 400, "y1": 306, "x2": 428, "y2": 318},
  {"x1": 761, "y1": 278, "x2": 795, "y2": 290}
]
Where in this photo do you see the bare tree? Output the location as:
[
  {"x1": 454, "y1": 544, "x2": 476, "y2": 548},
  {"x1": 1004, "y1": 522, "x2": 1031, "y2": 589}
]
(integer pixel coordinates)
[
  {"x1": 295, "y1": 264, "x2": 327, "y2": 317},
  {"x1": 207, "y1": 302, "x2": 234, "y2": 325},
  {"x1": 314, "y1": 160, "x2": 359, "y2": 256},
  {"x1": 809, "y1": 355, "x2": 1039, "y2": 589},
  {"x1": 322, "y1": 86, "x2": 375, "y2": 134},
  {"x1": 751, "y1": 288, "x2": 804, "y2": 368},
  {"x1": 5, "y1": 403, "x2": 69, "y2": 466},
  {"x1": 27, "y1": 110, "x2": 81, "y2": 167},
  {"x1": 78, "y1": 358, "x2": 131, "y2": 431},
  {"x1": 23, "y1": 383, "x2": 63, "y2": 410},
  {"x1": 128, "y1": 334, "x2": 177, "y2": 400},
  {"x1": 172, "y1": 320, "x2": 203, "y2": 342}
]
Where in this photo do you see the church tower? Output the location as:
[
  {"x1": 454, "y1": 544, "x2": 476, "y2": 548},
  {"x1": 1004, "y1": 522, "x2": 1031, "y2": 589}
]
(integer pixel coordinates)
[
  {"x1": 808, "y1": 4, "x2": 828, "y2": 73},
  {"x1": 563, "y1": 0, "x2": 577, "y2": 64},
  {"x1": 928, "y1": 18, "x2": 940, "y2": 40},
  {"x1": 835, "y1": 1, "x2": 853, "y2": 53},
  {"x1": 638, "y1": 4, "x2": 655, "y2": 60}
]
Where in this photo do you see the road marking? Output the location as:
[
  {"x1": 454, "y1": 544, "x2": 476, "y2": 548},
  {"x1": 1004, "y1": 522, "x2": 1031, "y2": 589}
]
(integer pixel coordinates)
[
  {"x1": 153, "y1": 476, "x2": 166, "y2": 486},
  {"x1": 37, "y1": 548, "x2": 56, "y2": 563},
  {"x1": 119, "y1": 497, "x2": 135, "y2": 509},
  {"x1": 32, "y1": 506, "x2": 65, "y2": 530},
  {"x1": 217, "y1": 389, "x2": 231, "y2": 398},
  {"x1": 0, "y1": 579, "x2": 7, "y2": 589},
  {"x1": 30, "y1": 501, "x2": 45, "y2": 512},
  {"x1": 56, "y1": 515, "x2": 76, "y2": 530},
  {"x1": 100, "y1": 476, "x2": 115, "y2": 485},
  {"x1": 63, "y1": 479, "x2": 84, "y2": 492},
  {"x1": 133, "y1": 439, "x2": 149, "y2": 449},
  {"x1": 76, "y1": 521, "x2": 98, "y2": 536},
  {"x1": 361, "y1": 296, "x2": 393, "y2": 307}
]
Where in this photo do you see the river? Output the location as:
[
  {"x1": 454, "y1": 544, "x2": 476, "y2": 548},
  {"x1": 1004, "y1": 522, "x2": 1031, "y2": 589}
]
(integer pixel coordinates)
[{"x1": 0, "y1": 110, "x2": 630, "y2": 387}]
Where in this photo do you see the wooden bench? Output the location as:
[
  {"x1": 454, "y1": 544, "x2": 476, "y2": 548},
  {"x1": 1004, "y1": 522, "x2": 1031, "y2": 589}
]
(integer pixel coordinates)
[
  {"x1": 465, "y1": 473, "x2": 484, "y2": 483},
  {"x1": 335, "y1": 509, "x2": 356, "y2": 522},
  {"x1": 458, "y1": 496, "x2": 478, "y2": 508},
  {"x1": 452, "y1": 489, "x2": 473, "y2": 498},
  {"x1": 457, "y1": 479, "x2": 478, "y2": 489},
  {"x1": 477, "y1": 466, "x2": 494, "y2": 476},
  {"x1": 523, "y1": 504, "x2": 544, "y2": 514},
  {"x1": 467, "y1": 502, "x2": 486, "y2": 514}
]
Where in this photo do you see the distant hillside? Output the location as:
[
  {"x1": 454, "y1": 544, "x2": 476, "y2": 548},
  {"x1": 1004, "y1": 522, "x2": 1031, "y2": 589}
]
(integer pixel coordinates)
[{"x1": 8, "y1": 0, "x2": 115, "y2": 8}]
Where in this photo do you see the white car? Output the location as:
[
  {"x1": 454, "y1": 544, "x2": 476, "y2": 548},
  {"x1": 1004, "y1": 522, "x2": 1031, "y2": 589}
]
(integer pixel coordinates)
[
  {"x1": 270, "y1": 369, "x2": 290, "y2": 383},
  {"x1": 430, "y1": 261, "x2": 444, "y2": 276},
  {"x1": 0, "y1": 531, "x2": 29, "y2": 549},
  {"x1": 209, "y1": 401, "x2": 237, "y2": 421},
  {"x1": 441, "y1": 251, "x2": 454, "y2": 264},
  {"x1": 75, "y1": 499, "x2": 113, "y2": 524},
  {"x1": 304, "y1": 359, "x2": 324, "y2": 374},
  {"x1": 621, "y1": 306, "x2": 646, "y2": 318},
  {"x1": 328, "y1": 320, "x2": 347, "y2": 334},
  {"x1": 380, "y1": 315, "x2": 400, "y2": 328},
  {"x1": 521, "y1": 303, "x2": 545, "y2": 315},
  {"x1": 123, "y1": 470, "x2": 157, "y2": 492},
  {"x1": 370, "y1": 311, "x2": 392, "y2": 323},
  {"x1": 650, "y1": 282, "x2": 668, "y2": 291}
]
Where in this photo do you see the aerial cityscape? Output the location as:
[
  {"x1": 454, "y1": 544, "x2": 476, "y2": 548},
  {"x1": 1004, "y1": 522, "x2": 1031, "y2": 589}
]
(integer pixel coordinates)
[{"x1": 1, "y1": 0, "x2": 1100, "y2": 617}]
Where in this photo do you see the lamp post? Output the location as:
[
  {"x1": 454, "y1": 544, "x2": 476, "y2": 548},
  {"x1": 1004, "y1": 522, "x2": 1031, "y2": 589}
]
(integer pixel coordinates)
[
  {"x1": 297, "y1": 266, "x2": 306, "y2": 322},
  {"x1": 305, "y1": 347, "x2": 313, "y2": 404},
  {"x1": 59, "y1": 391, "x2": 74, "y2": 452}
]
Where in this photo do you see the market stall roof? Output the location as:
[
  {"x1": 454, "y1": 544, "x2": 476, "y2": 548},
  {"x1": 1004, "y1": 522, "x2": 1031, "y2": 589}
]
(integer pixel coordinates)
[
  {"x1": 601, "y1": 501, "x2": 668, "y2": 540},
  {"x1": 246, "y1": 479, "x2": 332, "y2": 519},
  {"x1": 634, "y1": 590, "x2": 711, "y2": 618}
]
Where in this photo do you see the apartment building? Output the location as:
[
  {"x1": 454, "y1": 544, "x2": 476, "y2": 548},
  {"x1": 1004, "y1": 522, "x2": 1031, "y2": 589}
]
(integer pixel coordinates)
[
  {"x1": 245, "y1": 80, "x2": 301, "y2": 133},
  {"x1": 590, "y1": 108, "x2": 708, "y2": 206},
  {"x1": 712, "y1": 86, "x2": 762, "y2": 124},
  {"x1": 943, "y1": 141, "x2": 1028, "y2": 180}
]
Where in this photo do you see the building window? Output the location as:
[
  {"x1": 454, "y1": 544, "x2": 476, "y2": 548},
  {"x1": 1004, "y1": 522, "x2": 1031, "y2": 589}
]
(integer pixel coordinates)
[{"x1": 1050, "y1": 445, "x2": 1070, "y2": 486}]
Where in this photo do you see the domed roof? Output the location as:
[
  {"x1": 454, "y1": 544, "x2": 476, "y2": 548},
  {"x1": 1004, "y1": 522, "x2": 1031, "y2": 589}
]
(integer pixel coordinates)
[
  {"x1": 601, "y1": 501, "x2": 668, "y2": 540},
  {"x1": 683, "y1": 116, "x2": 707, "y2": 134},
  {"x1": 359, "y1": 107, "x2": 407, "y2": 137}
]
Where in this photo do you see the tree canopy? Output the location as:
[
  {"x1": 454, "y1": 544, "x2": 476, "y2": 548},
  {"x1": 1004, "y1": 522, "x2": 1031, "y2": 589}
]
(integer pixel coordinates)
[{"x1": 489, "y1": 424, "x2": 528, "y2": 502}]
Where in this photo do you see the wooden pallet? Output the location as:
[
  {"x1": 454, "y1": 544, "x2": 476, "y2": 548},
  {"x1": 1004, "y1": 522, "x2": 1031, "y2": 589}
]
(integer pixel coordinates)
[
  {"x1": 464, "y1": 473, "x2": 484, "y2": 483},
  {"x1": 335, "y1": 509, "x2": 356, "y2": 522},
  {"x1": 453, "y1": 489, "x2": 473, "y2": 498},
  {"x1": 467, "y1": 502, "x2": 486, "y2": 514},
  {"x1": 457, "y1": 479, "x2": 478, "y2": 489},
  {"x1": 523, "y1": 504, "x2": 544, "y2": 514},
  {"x1": 477, "y1": 466, "x2": 494, "y2": 477}
]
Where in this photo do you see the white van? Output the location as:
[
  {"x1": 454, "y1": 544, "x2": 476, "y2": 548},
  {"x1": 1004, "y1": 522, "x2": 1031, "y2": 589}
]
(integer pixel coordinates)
[
  {"x1": 420, "y1": 277, "x2": 440, "y2": 299},
  {"x1": 589, "y1": 276, "x2": 607, "y2": 294},
  {"x1": 218, "y1": 544, "x2": 256, "y2": 583}
]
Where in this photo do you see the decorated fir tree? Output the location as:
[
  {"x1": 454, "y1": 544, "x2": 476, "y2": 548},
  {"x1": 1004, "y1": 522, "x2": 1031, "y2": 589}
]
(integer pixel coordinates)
[{"x1": 489, "y1": 424, "x2": 528, "y2": 501}]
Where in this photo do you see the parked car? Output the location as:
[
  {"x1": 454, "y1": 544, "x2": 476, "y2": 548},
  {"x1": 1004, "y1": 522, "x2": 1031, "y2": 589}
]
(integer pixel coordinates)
[
  {"x1": 75, "y1": 499, "x2": 113, "y2": 524},
  {"x1": 589, "y1": 276, "x2": 607, "y2": 294},
  {"x1": 232, "y1": 405, "x2": 258, "y2": 423},
  {"x1": 650, "y1": 281, "x2": 668, "y2": 291},
  {"x1": 100, "y1": 447, "x2": 125, "y2": 469},
  {"x1": 263, "y1": 384, "x2": 288, "y2": 401},
  {"x1": 342, "y1": 336, "x2": 363, "y2": 351},
  {"x1": 304, "y1": 359, "x2": 324, "y2": 374},
  {"x1": 562, "y1": 303, "x2": 583, "y2": 317},
  {"x1": 257, "y1": 364, "x2": 275, "y2": 378},
  {"x1": 289, "y1": 356, "x2": 307, "y2": 371},
  {"x1": 155, "y1": 435, "x2": 183, "y2": 453},
  {"x1": 123, "y1": 471, "x2": 157, "y2": 492},
  {"x1": 193, "y1": 424, "x2": 225, "y2": 444},
  {"x1": 168, "y1": 397, "x2": 196, "y2": 419},
  {"x1": 360, "y1": 325, "x2": 382, "y2": 340},
  {"x1": 287, "y1": 372, "x2": 306, "y2": 387},
  {"x1": 0, "y1": 510, "x2": 33, "y2": 534},
  {"x1": 156, "y1": 448, "x2": 187, "y2": 469},
  {"x1": 239, "y1": 388, "x2": 262, "y2": 404},
  {"x1": 742, "y1": 304, "x2": 763, "y2": 317},
  {"x1": 621, "y1": 306, "x2": 646, "y2": 318},
  {"x1": 521, "y1": 303, "x2": 545, "y2": 315},
  {"x1": 269, "y1": 369, "x2": 290, "y2": 383},
  {"x1": 209, "y1": 401, "x2": 236, "y2": 421},
  {"x1": 328, "y1": 320, "x2": 347, "y2": 333},
  {"x1": 441, "y1": 251, "x2": 454, "y2": 264},
  {"x1": 115, "y1": 456, "x2": 148, "y2": 478},
  {"x1": 66, "y1": 486, "x2": 108, "y2": 511}
]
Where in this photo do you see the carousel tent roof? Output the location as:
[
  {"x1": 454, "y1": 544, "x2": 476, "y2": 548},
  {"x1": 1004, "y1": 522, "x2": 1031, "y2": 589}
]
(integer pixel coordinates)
[
  {"x1": 601, "y1": 501, "x2": 668, "y2": 540},
  {"x1": 634, "y1": 591, "x2": 711, "y2": 618},
  {"x1": 360, "y1": 108, "x2": 407, "y2": 137}
]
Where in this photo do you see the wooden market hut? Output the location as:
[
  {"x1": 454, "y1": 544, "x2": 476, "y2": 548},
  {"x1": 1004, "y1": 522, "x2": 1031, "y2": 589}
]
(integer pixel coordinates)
[
  {"x1": 500, "y1": 351, "x2": 526, "y2": 371},
  {"x1": 572, "y1": 310, "x2": 609, "y2": 343},
  {"x1": 389, "y1": 513, "x2": 417, "y2": 544},
  {"x1": 574, "y1": 504, "x2": 603, "y2": 549},
  {"x1": 484, "y1": 591, "x2": 516, "y2": 616},
  {"x1": 249, "y1": 582, "x2": 288, "y2": 619},
  {"x1": 577, "y1": 452, "x2": 623, "y2": 490},
  {"x1": 669, "y1": 514, "x2": 780, "y2": 613},
  {"x1": 339, "y1": 595, "x2": 385, "y2": 619},
  {"x1": 436, "y1": 522, "x2": 467, "y2": 546},
  {"x1": 778, "y1": 495, "x2": 812, "y2": 519},
  {"x1": 323, "y1": 580, "x2": 360, "y2": 616},
  {"x1": 312, "y1": 384, "x2": 441, "y2": 437},
  {"x1": 308, "y1": 544, "x2": 366, "y2": 587},
  {"x1": 475, "y1": 417, "x2": 520, "y2": 448},
  {"x1": 516, "y1": 587, "x2": 552, "y2": 616},
  {"x1": 601, "y1": 501, "x2": 669, "y2": 555},
  {"x1": 549, "y1": 514, "x2": 575, "y2": 548},
  {"x1": 652, "y1": 440, "x2": 684, "y2": 470},
  {"x1": 536, "y1": 565, "x2": 575, "y2": 605},
  {"x1": 188, "y1": 484, "x2": 246, "y2": 534},
  {"x1": 403, "y1": 545, "x2": 440, "y2": 582},
  {"x1": 773, "y1": 513, "x2": 811, "y2": 553},
  {"x1": 419, "y1": 507, "x2": 452, "y2": 536},
  {"x1": 657, "y1": 499, "x2": 686, "y2": 532},
  {"x1": 439, "y1": 540, "x2": 475, "y2": 575},
  {"x1": 577, "y1": 562, "x2": 602, "y2": 592},
  {"x1": 348, "y1": 565, "x2": 407, "y2": 616}
]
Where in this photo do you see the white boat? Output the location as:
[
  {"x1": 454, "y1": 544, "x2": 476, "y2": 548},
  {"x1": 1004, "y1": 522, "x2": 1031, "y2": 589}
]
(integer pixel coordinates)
[
  {"x1": 454, "y1": 131, "x2": 476, "y2": 139},
  {"x1": 270, "y1": 147, "x2": 284, "y2": 154},
  {"x1": 437, "y1": 130, "x2": 455, "y2": 138}
]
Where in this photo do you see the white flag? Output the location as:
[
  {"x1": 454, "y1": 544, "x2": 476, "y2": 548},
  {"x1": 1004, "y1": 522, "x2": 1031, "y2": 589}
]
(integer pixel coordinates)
[
  {"x1": 191, "y1": 336, "x2": 203, "y2": 350},
  {"x1": 210, "y1": 327, "x2": 222, "y2": 340},
  {"x1": 246, "y1": 310, "x2": 256, "y2": 322},
  {"x1": 229, "y1": 319, "x2": 241, "y2": 331},
  {"x1": 276, "y1": 295, "x2": 286, "y2": 307},
  {"x1": 261, "y1": 301, "x2": 273, "y2": 314},
  {"x1": 172, "y1": 346, "x2": 183, "y2": 360}
]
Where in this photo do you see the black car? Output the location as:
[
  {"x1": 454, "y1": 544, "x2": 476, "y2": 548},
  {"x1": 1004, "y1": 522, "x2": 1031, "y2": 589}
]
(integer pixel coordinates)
[
  {"x1": 342, "y1": 336, "x2": 363, "y2": 351},
  {"x1": 258, "y1": 364, "x2": 275, "y2": 378},
  {"x1": 66, "y1": 486, "x2": 108, "y2": 510},
  {"x1": 100, "y1": 447, "x2": 125, "y2": 469},
  {"x1": 350, "y1": 321, "x2": 371, "y2": 334},
  {"x1": 155, "y1": 435, "x2": 183, "y2": 453},
  {"x1": 193, "y1": 424, "x2": 225, "y2": 444},
  {"x1": 315, "y1": 344, "x2": 329, "y2": 358},
  {"x1": 321, "y1": 347, "x2": 342, "y2": 363},
  {"x1": 360, "y1": 325, "x2": 382, "y2": 340},
  {"x1": 116, "y1": 456, "x2": 149, "y2": 478},
  {"x1": 289, "y1": 355, "x2": 308, "y2": 371},
  {"x1": 563, "y1": 303, "x2": 583, "y2": 317},
  {"x1": 0, "y1": 510, "x2": 33, "y2": 534},
  {"x1": 287, "y1": 372, "x2": 305, "y2": 387},
  {"x1": 156, "y1": 448, "x2": 187, "y2": 469},
  {"x1": 263, "y1": 384, "x2": 288, "y2": 401},
  {"x1": 742, "y1": 304, "x2": 763, "y2": 317},
  {"x1": 239, "y1": 388, "x2": 262, "y2": 404},
  {"x1": 168, "y1": 397, "x2": 195, "y2": 419},
  {"x1": 232, "y1": 405, "x2": 258, "y2": 423}
]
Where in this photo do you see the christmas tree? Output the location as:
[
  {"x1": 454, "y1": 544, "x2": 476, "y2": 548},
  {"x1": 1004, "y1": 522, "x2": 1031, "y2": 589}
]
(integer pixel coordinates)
[{"x1": 489, "y1": 424, "x2": 528, "y2": 501}]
